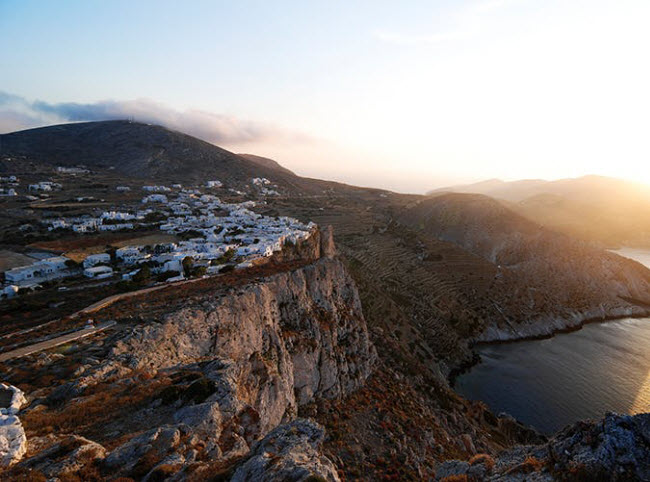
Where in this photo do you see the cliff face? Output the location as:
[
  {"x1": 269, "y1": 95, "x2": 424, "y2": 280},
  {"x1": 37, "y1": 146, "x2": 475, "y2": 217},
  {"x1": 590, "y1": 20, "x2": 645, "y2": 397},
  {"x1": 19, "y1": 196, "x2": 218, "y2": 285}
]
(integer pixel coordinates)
[
  {"x1": 6, "y1": 229, "x2": 375, "y2": 480},
  {"x1": 108, "y1": 255, "x2": 376, "y2": 430}
]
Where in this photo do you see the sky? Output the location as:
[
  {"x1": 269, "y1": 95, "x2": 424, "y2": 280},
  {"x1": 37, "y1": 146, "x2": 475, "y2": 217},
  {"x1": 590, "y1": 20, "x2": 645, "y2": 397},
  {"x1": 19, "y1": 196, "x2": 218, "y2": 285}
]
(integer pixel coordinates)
[{"x1": 1, "y1": 0, "x2": 650, "y2": 193}]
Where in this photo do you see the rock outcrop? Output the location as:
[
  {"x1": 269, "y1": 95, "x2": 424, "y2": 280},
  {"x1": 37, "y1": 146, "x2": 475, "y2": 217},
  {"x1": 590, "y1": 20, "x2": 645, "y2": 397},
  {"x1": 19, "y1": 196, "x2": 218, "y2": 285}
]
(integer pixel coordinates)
[
  {"x1": 435, "y1": 412, "x2": 650, "y2": 481},
  {"x1": 0, "y1": 384, "x2": 27, "y2": 467},
  {"x1": 402, "y1": 194, "x2": 650, "y2": 342},
  {"x1": 231, "y1": 419, "x2": 340, "y2": 482}
]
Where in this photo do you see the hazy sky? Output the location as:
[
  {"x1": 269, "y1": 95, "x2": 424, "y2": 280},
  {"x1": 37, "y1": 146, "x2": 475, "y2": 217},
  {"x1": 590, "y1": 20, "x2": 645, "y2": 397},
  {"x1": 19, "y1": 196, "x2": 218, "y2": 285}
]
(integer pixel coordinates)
[{"x1": 1, "y1": 0, "x2": 649, "y2": 192}]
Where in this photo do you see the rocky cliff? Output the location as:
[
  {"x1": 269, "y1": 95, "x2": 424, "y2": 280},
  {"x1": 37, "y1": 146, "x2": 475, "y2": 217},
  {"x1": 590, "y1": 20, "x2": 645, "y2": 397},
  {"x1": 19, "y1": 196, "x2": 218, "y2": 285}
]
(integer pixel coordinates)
[{"x1": 3, "y1": 229, "x2": 375, "y2": 480}]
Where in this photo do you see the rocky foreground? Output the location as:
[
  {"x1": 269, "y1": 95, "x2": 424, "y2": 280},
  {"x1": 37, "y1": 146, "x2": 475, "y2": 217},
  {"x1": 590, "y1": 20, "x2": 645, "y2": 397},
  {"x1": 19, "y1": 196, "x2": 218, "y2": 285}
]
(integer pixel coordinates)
[
  {"x1": 436, "y1": 413, "x2": 650, "y2": 481},
  {"x1": 1, "y1": 227, "x2": 649, "y2": 481}
]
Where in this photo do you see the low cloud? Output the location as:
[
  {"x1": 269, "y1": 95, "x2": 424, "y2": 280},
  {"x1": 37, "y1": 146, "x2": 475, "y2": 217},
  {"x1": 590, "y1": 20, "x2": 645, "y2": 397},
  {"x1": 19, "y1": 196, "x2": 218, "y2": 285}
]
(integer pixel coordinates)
[{"x1": 0, "y1": 91, "x2": 311, "y2": 146}]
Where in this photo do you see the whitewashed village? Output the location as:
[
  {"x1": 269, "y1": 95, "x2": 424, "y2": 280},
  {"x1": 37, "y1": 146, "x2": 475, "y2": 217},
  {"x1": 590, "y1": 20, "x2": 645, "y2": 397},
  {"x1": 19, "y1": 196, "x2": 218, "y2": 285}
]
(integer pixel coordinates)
[{"x1": 1, "y1": 172, "x2": 314, "y2": 301}]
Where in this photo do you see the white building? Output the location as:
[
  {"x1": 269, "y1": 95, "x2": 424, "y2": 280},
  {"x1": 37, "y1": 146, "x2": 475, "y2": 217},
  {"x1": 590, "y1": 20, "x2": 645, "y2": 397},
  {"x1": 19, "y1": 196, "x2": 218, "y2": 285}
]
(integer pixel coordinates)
[
  {"x1": 143, "y1": 185, "x2": 170, "y2": 192},
  {"x1": 84, "y1": 266, "x2": 114, "y2": 279},
  {"x1": 1, "y1": 285, "x2": 19, "y2": 299},
  {"x1": 0, "y1": 188, "x2": 17, "y2": 197},
  {"x1": 142, "y1": 194, "x2": 168, "y2": 203},
  {"x1": 57, "y1": 166, "x2": 89, "y2": 174},
  {"x1": 251, "y1": 177, "x2": 271, "y2": 186},
  {"x1": 83, "y1": 253, "x2": 111, "y2": 268},
  {"x1": 29, "y1": 181, "x2": 62, "y2": 191},
  {"x1": 4, "y1": 257, "x2": 71, "y2": 284},
  {"x1": 206, "y1": 180, "x2": 223, "y2": 188},
  {"x1": 116, "y1": 247, "x2": 144, "y2": 264}
]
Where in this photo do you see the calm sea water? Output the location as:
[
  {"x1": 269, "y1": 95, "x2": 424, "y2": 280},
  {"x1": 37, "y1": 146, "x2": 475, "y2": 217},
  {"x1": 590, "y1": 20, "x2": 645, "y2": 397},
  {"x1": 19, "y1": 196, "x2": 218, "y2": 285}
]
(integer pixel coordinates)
[{"x1": 454, "y1": 248, "x2": 650, "y2": 435}]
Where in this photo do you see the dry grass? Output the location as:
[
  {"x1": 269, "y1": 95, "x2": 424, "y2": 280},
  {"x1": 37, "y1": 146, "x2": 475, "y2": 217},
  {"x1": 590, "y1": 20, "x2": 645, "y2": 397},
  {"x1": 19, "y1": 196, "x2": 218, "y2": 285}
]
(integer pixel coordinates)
[
  {"x1": 63, "y1": 234, "x2": 179, "y2": 262},
  {"x1": 30, "y1": 232, "x2": 177, "y2": 255},
  {"x1": 504, "y1": 455, "x2": 545, "y2": 475},
  {"x1": 0, "y1": 250, "x2": 36, "y2": 271},
  {"x1": 21, "y1": 372, "x2": 172, "y2": 441},
  {"x1": 469, "y1": 453, "x2": 495, "y2": 472},
  {"x1": 440, "y1": 475, "x2": 468, "y2": 482}
]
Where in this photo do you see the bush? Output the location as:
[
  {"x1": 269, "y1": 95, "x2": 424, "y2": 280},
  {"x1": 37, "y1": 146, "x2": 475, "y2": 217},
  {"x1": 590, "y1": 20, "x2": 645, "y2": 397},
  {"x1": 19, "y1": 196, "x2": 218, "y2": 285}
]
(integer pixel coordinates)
[
  {"x1": 132, "y1": 265, "x2": 151, "y2": 284},
  {"x1": 214, "y1": 248, "x2": 236, "y2": 265},
  {"x1": 182, "y1": 257, "x2": 194, "y2": 276},
  {"x1": 156, "y1": 271, "x2": 181, "y2": 282},
  {"x1": 469, "y1": 453, "x2": 495, "y2": 473},
  {"x1": 440, "y1": 476, "x2": 468, "y2": 482}
]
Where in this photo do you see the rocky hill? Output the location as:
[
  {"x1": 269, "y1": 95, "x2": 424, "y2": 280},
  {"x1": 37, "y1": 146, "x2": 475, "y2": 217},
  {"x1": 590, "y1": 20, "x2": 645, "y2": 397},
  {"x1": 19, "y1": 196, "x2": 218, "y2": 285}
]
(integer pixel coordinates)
[
  {"x1": 238, "y1": 153, "x2": 297, "y2": 176},
  {"x1": 0, "y1": 121, "x2": 301, "y2": 189},
  {"x1": 401, "y1": 193, "x2": 650, "y2": 340},
  {"x1": 429, "y1": 175, "x2": 650, "y2": 248}
]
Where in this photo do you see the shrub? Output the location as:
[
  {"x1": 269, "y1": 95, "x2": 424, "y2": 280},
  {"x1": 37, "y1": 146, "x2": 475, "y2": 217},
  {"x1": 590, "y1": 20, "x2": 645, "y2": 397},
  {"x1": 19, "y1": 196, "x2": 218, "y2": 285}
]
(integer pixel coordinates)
[
  {"x1": 440, "y1": 475, "x2": 468, "y2": 482},
  {"x1": 469, "y1": 453, "x2": 495, "y2": 472},
  {"x1": 182, "y1": 256, "x2": 194, "y2": 276},
  {"x1": 156, "y1": 270, "x2": 181, "y2": 282}
]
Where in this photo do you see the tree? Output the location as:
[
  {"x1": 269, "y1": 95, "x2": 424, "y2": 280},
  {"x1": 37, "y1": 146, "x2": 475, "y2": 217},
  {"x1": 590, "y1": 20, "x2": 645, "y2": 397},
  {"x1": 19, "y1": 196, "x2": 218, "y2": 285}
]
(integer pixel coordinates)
[
  {"x1": 182, "y1": 256, "x2": 194, "y2": 276},
  {"x1": 65, "y1": 259, "x2": 80, "y2": 269},
  {"x1": 133, "y1": 265, "x2": 151, "y2": 284}
]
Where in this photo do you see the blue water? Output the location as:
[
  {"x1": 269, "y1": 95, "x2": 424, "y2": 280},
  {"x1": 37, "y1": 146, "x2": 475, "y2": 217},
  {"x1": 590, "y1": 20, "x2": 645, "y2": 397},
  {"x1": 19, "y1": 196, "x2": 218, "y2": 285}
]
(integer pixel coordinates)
[{"x1": 455, "y1": 248, "x2": 650, "y2": 435}]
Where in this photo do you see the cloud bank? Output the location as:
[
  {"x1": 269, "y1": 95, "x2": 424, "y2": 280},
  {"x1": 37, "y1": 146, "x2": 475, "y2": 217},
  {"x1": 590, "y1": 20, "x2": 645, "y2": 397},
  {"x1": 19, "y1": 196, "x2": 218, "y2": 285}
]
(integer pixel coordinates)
[{"x1": 0, "y1": 91, "x2": 310, "y2": 146}]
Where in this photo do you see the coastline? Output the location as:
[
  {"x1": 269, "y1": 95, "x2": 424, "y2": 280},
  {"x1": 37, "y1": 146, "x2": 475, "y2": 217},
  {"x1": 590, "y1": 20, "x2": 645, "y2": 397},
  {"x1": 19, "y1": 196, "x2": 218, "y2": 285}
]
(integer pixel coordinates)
[{"x1": 448, "y1": 308, "x2": 650, "y2": 387}]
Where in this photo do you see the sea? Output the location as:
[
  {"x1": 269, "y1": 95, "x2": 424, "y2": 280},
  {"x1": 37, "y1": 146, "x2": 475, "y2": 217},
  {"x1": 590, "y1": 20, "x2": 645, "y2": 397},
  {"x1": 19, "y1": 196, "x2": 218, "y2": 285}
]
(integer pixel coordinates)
[{"x1": 454, "y1": 247, "x2": 650, "y2": 434}]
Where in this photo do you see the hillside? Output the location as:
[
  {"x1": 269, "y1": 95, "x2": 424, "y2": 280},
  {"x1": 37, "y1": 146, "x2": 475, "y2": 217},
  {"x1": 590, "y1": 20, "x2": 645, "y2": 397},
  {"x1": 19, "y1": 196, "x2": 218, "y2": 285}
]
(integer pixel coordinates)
[
  {"x1": 0, "y1": 120, "x2": 301, "y2": 189},
  {"x1": 2, "y1": 122, "x2": 650, "y2": 479},
  {"x1": 430, "y1": 175, "x2": 650, "y2": 248},
  {"x1": 401, "y1": 193, "x2": 650, "y2": 340},
  {"x1": 238, "y1": 153, "x2": 297, "y2": 176}
]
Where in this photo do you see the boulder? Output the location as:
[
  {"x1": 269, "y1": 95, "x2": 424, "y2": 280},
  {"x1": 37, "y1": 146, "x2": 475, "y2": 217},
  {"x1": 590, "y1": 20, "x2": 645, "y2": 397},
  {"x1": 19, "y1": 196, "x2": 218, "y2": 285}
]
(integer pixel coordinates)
[
  {"x1": 0, "y1": 414, "x2": 27, "y2": 467},
  {"x1": 231, "y1": 419, "x2": 340, "y2": 482}
]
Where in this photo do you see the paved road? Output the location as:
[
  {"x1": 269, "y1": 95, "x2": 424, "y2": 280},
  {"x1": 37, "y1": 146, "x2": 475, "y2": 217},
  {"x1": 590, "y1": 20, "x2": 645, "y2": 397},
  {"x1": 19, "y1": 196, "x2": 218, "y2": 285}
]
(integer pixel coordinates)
[
  {"x1": 0, "y1": 321, "x2": 116, "y2": 362},
  {"x1": 72, "y1": 275, "x2": 211, "y2": 317}
]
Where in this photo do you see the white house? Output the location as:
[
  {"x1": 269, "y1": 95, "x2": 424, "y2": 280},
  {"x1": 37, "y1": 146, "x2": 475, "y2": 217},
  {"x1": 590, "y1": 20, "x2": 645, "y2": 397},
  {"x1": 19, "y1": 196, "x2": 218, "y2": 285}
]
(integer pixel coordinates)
[
  {"x1": 142, "y1": 194, "x2": 168, "y2": 203},
  {"x1": 83, "y1": 253, "x2": 111, "y2": 268},
  {"x1": 143, "y1": 185, "x2": 170, "y2": 192},
  {"x1": 206, "y1": 180, "x2": 223, "y2": 188},
  {"x1": 1, "y1": 285, "x2": 19, "y2": 299},
  {"x1": 116, "y1": 247, "x2": 143, "y2": 264},
  {"x1": 251, "y1": 177, "x2": 271, "y2": 186},
  {"x1": 57, "y1": 166, "x2": 89, "y2": 174},
  {"x1": 84, "y1": 266, "x2": 114, "y2": 279},
  {"x1": 4, "y1": 256, "x2": 71, "y2": 284}
]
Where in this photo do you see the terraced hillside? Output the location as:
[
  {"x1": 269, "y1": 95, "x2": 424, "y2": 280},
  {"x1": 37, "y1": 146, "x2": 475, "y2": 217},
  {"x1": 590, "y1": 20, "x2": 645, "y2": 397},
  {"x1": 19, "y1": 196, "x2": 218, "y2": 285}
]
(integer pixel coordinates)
[
  {"x1": 265, "y1": 192, "x2": 519, "y2": 374},
  {"x1": 267, "y1": 188, "x2": 650, "y2": 376},
  {"x1": 401, "y1": 193, "x2": 650, "y2": 340}
]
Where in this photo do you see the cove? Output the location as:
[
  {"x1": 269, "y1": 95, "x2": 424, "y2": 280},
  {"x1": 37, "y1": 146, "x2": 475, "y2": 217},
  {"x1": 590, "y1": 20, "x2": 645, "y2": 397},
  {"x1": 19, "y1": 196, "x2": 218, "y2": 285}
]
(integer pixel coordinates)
[{"x1": 454, "y1": 248, "x2": 650, "y2": 435}]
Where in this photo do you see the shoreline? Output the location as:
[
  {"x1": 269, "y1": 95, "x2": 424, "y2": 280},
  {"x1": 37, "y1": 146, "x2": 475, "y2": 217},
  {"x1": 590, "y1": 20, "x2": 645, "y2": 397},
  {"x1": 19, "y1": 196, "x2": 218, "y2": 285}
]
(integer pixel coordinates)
[
  {"x1": 475, "y1": 308, "x2": 650, "y2": 347},
  {"x1": 448, "y1": 309, "x2": 650, "y2": 387}
]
